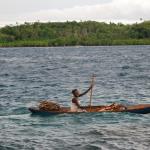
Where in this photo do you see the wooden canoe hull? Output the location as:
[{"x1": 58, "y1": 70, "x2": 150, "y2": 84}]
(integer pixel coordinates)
[{"x1": 29, "y1": 104, "x2": 150, "y2": 115}]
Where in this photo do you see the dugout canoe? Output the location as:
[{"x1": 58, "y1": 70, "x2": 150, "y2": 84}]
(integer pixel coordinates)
[{"x1": 29, "y1": 104, "x2": 150, "y2": 115}]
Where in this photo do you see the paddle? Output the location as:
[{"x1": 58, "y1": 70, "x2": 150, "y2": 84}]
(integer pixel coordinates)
[{"x1": 89, "y1": 75, "x2": 95, "y2": 112}]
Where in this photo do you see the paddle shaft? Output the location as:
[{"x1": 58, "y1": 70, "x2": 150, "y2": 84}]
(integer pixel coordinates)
[{"x1": 89, "y1": 76, "x2": 95, "y2": 111}]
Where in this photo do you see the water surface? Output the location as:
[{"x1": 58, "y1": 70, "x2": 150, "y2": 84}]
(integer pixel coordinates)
[{"x1": 0, "y1": 46, "x2": 150, "y2": 150}]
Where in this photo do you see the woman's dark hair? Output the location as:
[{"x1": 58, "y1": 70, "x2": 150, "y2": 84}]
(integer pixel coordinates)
[{"x1": 72, "y1": 89, "x2": 77, "y2": 95}]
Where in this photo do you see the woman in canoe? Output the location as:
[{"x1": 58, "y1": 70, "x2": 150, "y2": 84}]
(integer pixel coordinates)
[{"x1": 71, "y1": 83, "x2": 94, "y2": 112}]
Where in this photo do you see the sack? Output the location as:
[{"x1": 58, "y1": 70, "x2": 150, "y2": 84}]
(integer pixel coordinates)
[{"x1": 39, "y1": 100, "x2": 60, "y2": 111}]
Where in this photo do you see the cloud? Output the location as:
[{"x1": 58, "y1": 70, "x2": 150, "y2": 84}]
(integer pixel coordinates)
[
  {"x1": 23, "y1": 0, "x2": 150, "y2": 23},
  {"x1": 1, "y1": 0, "x2": 150, "y2": 26}
]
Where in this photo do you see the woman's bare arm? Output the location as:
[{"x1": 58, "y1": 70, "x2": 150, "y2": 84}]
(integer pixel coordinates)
[
  {"x1": 72, "y1": 98, "x2": 81, "y2": 107},
  {"x1": 79, "y1": 85, "x2": 93, "y2": 97}
]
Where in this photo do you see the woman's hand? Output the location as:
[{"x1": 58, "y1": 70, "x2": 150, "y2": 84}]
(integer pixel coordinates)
[
  {"x1": 90, "y1": 82, "x2": 94, "y2": 88},
  {"x1": 90, "y1": 75, "x2": 95, "y2": 88}
]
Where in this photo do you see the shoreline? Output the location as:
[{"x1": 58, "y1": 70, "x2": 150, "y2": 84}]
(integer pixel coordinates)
[
  {"x1": 0, "y1": 44, "x2": 150, "y2": 48},
  {"x1": 1, "y1": 39, "x2": 150, "y2": 48}
]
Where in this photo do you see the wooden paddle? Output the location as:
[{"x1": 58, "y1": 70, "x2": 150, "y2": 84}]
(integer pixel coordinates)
[{"x1": 89, "y1": 75, "x2": 95, "y2": 112}]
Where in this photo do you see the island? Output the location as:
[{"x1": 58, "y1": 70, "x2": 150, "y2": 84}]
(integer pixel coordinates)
[{"x1": 0, "y1": 21, "x2": 150, "y2": 47}]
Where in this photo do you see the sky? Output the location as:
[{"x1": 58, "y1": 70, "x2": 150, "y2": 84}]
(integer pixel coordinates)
[{"x1": 0, "y1": 0, "x2": 150, "y2": 26}]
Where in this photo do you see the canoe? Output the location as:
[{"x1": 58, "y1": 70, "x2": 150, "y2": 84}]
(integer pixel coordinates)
[{"x1": 29, "y1": 104, "x2": 150, "y2": 115}]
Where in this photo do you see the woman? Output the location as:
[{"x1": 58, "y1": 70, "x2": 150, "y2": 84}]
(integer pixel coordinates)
[{"x1": 71, "y1": 83, "x2": 94, "y2": 112}]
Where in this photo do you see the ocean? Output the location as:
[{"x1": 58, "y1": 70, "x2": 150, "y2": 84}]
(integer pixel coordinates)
[{"x1": 0, "y1": 46, "x2": 150, "y2": 150}]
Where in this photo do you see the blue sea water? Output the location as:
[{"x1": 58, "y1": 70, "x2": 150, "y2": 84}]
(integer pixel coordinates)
[{"x1": 0, "y1": 46, "x2": 150, "y2": 150}]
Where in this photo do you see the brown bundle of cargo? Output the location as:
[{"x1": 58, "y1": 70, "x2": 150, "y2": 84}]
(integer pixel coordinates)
[
  {"x1": 39, "y1": 100, "x2": 61, "y2": 111},
  {"x1": 98, "y1": 103, "x2": 127, "y2": 112}
]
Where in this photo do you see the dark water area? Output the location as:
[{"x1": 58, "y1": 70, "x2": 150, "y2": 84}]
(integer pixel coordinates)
[{"x1": 0, "y1": 46, "x2": 150, "y2": 150}]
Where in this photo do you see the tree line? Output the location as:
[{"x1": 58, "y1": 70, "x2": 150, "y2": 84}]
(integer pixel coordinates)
[{"x1": 0, "y1": 21, "x2": 150, "y2": 47}]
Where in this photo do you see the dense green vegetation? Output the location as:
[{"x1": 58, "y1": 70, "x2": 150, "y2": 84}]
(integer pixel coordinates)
[{"x1": 0, "y1": 21, "x2": 150, "y2": 47}]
